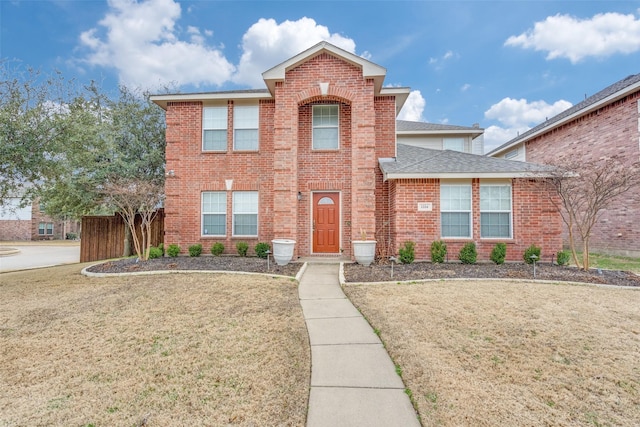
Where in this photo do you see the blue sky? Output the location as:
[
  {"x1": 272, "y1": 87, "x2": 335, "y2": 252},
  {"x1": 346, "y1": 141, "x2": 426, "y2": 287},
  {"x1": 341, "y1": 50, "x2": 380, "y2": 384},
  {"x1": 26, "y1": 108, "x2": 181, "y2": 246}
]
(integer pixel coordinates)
[{"x1": 2, "y1": 0, "x2": 640, "y2": 151}]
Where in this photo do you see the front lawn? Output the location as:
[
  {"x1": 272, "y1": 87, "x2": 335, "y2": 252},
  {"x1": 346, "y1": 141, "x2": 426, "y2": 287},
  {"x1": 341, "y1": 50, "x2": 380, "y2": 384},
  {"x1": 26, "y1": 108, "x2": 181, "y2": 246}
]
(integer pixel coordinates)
[
  {"x1": 0, "y1": 264, "x2": 309, "y2": 426},
  {"x1": 344, "y1": 280, "x2": 640, "y2": 426}
]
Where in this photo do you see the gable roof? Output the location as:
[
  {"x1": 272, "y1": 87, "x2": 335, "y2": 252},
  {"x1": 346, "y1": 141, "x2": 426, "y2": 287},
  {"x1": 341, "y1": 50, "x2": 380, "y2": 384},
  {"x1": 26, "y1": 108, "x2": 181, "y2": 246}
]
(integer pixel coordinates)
[
  {"x1": 262, "y1": 41, "x2": 387, "y2": 95},
  {"x1": 488, "y1": 73, "x2": 640, "y2": 156},
  {"x1": 379, "y1": 144, "x2": 557, "y2": 180},
  {"x1": 397, "y1": 120, "x2": 484, "y2": 138}
]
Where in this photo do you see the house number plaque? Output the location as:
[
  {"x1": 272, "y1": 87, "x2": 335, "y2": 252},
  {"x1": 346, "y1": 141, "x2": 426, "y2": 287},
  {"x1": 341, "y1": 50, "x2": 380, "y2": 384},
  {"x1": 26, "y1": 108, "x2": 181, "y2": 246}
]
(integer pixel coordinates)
[{"x1": 417, "y1": 202, "x2": 433, "y2": 212}]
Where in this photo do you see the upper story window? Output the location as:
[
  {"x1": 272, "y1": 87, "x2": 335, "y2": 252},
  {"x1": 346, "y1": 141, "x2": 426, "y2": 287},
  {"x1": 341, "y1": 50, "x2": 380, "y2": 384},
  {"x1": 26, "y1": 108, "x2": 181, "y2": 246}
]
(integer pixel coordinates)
[
  {"x1": 312, "y1": 105, "x2": 339, "y2": 150},
  {"x1": 233, "y1": 106, "x2": 259, "y2": 151},
  {"x1": 203, "y1": 107, "x2": 227, "y2": 151},
  {"x1": 504, "y1": 148, "x2": 519, "y2": 159},
  {"x1": 443, "y1": 138, "x2": 465, "y2": 152},
  {"x1": 440, "y1": 183, "x2": 472, "y2": 238}
]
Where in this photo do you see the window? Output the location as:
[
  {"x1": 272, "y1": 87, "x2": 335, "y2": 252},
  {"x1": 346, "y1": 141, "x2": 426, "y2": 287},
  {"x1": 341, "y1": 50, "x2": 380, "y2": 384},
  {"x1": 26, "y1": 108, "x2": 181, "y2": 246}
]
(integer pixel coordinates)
[
  {"x1": 203, "y1": 107, "x2": 227, "y2": 151},
  {"x1": 202, "y1": 192, "x2": 226, "y2": 236},
  {"x1": 504, "y1": 148, "x2": 519, "y2": 159},
  {"x1": 233, "y1": 191, "x2": 258, "y2": 236},
  {"x1": 480, "y1": 184, "x2": 512, "y2": 238},
  {"x1": 440, "y1": 184, "x2": 472, "y2": 238},
  {"x1": 443, "y1": 138, "x2": 465, "y2": 152},
  {"x1": 233, "y1": 106, "x2": 259, "y2": 150},
  {"x1": 312, "y1": 105, "x2": 339, "y2": 149},
  {"x1": 38, "y1": 222, "x2": 53, "y2": 235}
]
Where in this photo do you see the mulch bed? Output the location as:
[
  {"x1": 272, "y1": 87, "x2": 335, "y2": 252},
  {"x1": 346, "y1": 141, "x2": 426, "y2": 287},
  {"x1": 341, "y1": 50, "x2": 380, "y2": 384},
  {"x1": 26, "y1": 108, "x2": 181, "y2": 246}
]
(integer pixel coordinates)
[
  {"x1": 344, "y1": 261, "x2": 640, "y2": 287},
  {"x1": 86, "y1": 256, "x2": 640, "y2": 287},
  {"x1": 86, "y1": 256, "x2": 302, "y2": 277}
]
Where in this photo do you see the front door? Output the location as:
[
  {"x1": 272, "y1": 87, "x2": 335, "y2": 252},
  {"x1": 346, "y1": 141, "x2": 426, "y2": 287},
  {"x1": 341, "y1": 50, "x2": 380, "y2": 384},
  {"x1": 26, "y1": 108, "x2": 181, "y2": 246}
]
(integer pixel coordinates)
[{"x1": 313, "y1": 193, "x2": 340, "y2": 253}]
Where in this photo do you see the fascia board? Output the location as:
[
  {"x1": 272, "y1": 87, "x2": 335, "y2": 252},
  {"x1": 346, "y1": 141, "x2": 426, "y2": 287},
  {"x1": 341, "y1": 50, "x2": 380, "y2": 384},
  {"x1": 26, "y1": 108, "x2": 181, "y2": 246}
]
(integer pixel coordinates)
[
  {"x1": 383, "y1": 172, "x2": 554, "y2": 181},
  {"x1": 150, "y1": 92, "x2": 273, "y2": 110}
]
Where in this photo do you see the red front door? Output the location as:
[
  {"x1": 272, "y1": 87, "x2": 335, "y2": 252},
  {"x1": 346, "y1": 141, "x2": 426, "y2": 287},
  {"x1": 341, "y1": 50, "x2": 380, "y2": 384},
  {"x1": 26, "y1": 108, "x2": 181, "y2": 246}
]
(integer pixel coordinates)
[{"x1": 313, "y1": 193, "x2": 340, "y2": 253}]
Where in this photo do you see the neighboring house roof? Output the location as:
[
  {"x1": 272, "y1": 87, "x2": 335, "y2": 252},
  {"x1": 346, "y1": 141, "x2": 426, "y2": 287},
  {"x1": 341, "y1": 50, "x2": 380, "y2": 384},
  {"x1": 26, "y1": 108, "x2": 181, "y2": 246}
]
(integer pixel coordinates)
[
  {"x1": 397, "y1": 120, "x2": 484, "y2": 139},
  {"x1": 488, "y1": 72, "x2": 640, "y2": 156},
  {"x1": 379, "y1": 144, "x2": 557, "y2": 180}
]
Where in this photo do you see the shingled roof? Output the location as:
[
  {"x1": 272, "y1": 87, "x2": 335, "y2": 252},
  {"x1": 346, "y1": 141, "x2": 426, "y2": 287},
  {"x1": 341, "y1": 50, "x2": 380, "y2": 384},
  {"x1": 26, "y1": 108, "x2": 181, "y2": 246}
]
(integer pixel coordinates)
[
  {"x1": 379, "y1": 144, "x2": 557, "y2": 180},
  {"x1": 488, "y1": 73, "x2": 640, "y2": 156},
  {"x1": 396, "y1": 120, "x2": 483, "y2": 134}
]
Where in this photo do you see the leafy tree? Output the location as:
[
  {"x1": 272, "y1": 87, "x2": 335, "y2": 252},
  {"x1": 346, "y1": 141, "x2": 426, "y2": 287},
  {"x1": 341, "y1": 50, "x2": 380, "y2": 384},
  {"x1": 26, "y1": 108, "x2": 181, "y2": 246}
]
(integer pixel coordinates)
[{"x1": 538, "y1": 156, "x2": 640, "y2": 270}]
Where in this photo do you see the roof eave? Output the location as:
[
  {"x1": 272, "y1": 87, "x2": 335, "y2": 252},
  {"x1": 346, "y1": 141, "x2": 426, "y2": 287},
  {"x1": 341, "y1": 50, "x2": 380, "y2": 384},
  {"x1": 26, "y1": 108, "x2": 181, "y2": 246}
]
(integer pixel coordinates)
[
  {"x1": 150, "y1": 91, "x2": 273, "y2": 110},
  {"x1": 382, "y1": 171, "x2": 553, "y2": 181}
]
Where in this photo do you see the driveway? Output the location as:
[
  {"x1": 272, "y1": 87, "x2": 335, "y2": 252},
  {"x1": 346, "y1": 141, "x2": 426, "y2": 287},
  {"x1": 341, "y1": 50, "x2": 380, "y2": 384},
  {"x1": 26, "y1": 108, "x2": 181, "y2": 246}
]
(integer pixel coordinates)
[{"x1": 0, "y1": 243, "x2": 81, "y2": 273}]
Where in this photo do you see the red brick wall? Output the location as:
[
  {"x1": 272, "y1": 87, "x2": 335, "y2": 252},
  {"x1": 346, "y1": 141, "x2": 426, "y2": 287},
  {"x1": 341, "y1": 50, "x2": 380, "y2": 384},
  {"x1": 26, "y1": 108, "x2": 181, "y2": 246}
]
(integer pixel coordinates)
[
  {"x1": 162, "y1": 52, "x2": 398, "y2": 257},
  {"x1": 0, "y1": 220, "x2": 30, "y2": 240},
  {"x1": 390, "y1": 178, "x2": 562, "y2": 262},
  {"x1": 526, "y1": 90, "x2": 640, "y2": 256}
]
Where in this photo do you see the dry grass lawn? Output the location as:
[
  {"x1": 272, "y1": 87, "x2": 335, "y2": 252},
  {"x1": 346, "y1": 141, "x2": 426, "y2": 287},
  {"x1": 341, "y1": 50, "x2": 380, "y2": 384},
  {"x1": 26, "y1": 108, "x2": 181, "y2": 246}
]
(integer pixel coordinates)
[
  {"x1": 0, "y1": 264, "x2": 310, "y2": 426},
  {"x1": 344, "y1": 280, "x2": 640, "y2": 427}
]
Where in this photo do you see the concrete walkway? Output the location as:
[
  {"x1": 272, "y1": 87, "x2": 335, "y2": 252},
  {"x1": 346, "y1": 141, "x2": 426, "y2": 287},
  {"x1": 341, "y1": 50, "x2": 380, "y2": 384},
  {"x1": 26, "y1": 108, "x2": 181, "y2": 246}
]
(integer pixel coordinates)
[{"x1": 299, "y1": 263, "x2": 420, "y2": 427}]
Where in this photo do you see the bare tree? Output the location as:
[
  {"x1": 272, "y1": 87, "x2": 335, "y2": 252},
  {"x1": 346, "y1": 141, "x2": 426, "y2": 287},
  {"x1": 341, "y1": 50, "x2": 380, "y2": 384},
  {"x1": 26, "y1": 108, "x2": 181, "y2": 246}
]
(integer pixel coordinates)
[
  {"x1": 539, "y1": 156, "x2": 640, "y2": 270},
  {"x1": 100, "y1": 178, "x2": 164, "y2": 261}
]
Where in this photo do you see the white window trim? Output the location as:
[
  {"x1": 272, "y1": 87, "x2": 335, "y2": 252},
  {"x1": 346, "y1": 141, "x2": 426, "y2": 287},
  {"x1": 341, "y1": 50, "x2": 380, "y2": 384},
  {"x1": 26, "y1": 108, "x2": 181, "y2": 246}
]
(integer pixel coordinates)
[
  {"x1": 232, "y1": 191, "x2": 259, "y2": 237},
  {"x1": 312, "y1": 104, "x2": 340, "y2": 150},
  {"x1": 202, "y1": 106, "x2": 228, "y2": 152},
  {"x1": 479, "y1": 182, "x2": 513, "y2": 239},
  {"x1": 201, "y1": 191, "x2": 227, "y2": 237},
  {"x1": 440, "y1": 182, "x2": 472, "y2": 239},
  {"x1": 233, "y1": 105, "x2": 259, "y2": 151}
]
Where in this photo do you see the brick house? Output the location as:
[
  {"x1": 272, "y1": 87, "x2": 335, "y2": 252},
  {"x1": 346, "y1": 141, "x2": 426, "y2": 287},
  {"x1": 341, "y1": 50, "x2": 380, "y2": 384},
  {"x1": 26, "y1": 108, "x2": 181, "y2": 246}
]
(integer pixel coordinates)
[
  {"x1": 0, "y1": 197, "x2": 80, "y2": 241},
  {"x1": 488, "y1": 73, "x2": 640, "y2": 257},
  {"x1": 151, "y1": 42, "x2": 561, "y2": 261}
]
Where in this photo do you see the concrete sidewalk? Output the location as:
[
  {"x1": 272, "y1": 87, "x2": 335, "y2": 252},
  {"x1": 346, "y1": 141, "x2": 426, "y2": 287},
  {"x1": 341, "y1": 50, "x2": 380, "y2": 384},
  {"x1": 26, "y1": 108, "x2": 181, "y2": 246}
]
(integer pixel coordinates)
[{"x1": 299, "y1": 263, "x2": 420, "y2": 427}]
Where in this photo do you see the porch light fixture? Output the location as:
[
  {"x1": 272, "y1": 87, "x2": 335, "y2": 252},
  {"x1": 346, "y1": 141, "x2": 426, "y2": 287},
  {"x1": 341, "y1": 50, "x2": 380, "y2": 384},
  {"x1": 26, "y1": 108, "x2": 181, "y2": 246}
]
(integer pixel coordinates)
[{"x1": 297, "y1": 191, "x2": 303, "y2": 201}]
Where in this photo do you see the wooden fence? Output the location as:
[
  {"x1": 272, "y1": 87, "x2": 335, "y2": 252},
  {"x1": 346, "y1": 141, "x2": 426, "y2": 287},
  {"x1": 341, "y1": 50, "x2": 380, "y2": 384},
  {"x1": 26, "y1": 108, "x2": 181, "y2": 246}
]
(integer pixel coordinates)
[{"x1": 80, "y1": 210, "x2": 164, "y2": 263}]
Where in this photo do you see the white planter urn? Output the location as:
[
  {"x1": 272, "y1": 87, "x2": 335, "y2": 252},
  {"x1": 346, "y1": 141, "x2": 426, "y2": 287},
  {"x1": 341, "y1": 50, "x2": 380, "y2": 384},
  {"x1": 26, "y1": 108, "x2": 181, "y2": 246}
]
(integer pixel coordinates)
[
  {"x1": 271, "y1": 239, "x2": 296, "y2": 266},
  {"x1": 352, "y1": 240, "x2": 377, "y2": 266}
]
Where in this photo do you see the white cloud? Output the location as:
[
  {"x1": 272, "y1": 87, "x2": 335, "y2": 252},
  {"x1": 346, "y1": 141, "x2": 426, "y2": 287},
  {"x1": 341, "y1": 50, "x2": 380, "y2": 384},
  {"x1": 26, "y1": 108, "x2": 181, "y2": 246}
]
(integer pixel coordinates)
[
  {"x1": 397, "y1": 90, "x2": 426, "y2": 122},
  {"x1": 78, "y1": 0, "x2": 234, "y2": 89},
  {"x1": 505, "y1": 11, "x2": 640, "y2": 63},
  {"x1": 460, "y1": 83, "x2": 471, "y2": 92},
  {"x1": 232, "y1": 17, "x2": 356, "y2": 87},
  {"x1": 483, "y1": 97, "x2": 572, "y2": 151}
]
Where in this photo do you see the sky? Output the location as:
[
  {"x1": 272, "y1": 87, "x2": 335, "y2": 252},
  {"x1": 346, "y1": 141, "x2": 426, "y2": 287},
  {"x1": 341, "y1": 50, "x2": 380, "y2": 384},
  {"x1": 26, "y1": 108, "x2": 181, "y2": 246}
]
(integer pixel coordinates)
[{"x1": 2, "y1": 0, "x2": 640, "y2": 152}]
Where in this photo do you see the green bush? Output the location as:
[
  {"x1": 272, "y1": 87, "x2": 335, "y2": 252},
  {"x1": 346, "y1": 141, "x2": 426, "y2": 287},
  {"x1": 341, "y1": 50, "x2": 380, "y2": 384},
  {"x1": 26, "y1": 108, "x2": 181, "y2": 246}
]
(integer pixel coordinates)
[
  {"x1": 189, "y1": 244, "x2": 203, "y2": 257},
  {"x1": 157, "y1": 243, "x2": 164, "y2": 256},
  {"x1": 556, "y1": 250, "x2": 570, "y2": 266},
  {"x1": 166, "y1": 244, "x2": 181, "y2": 257},
  {"x1": 458, "y1": 242, "x2": 477, "y2": 264},
  {"x1": 66, "y1": 232, "x2": 78, "y2": 240},
  {"x1": 430, "y1": 240, "x2": 447, "y2": 263},
  {"x1": 210, "y1": 242, "x2": 225, "y2": 256},
  {"x1": 255, "y1": 242, "x2": 271, "y2": 259},
  {"x1": 398, "y1": 241, "x2": 416, "y2": 264},
  {"x1": 523, "y1": 244, "x2": 541, "y2": 264},
  {"x1": 490, "y1": 242, "x2": 507, "y2": 265},
  {"x1": 236, "y1": 241, "x2": 249, "y2": 257},
  {"x1": 148, "y1": 246, "x2": 163, "y2": 259}
]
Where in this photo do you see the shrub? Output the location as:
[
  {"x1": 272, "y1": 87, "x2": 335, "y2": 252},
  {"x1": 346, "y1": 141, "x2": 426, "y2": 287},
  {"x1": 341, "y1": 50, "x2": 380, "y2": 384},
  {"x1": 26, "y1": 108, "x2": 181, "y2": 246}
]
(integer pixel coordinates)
[
  {"x1": 557, "y1": 250, "x2": 571, "y2": 266},
  {"x1": 66, "y1": 232, "x2": 78, "y2": 240},
  {"x1": 157, "y1": 243, "x2": 164, "y2": 256},
  {"x1": 255, "y1": 242, "x2": 271, "y2": 259},
  {"x1": 490, "y1": 242, "x2": 507, "y2": 265},
  {"x1": 210, "y1": 242, "x2": 225, "y2": 256},
  {"x1": 523, "y1": 244, "x2": 541, "y2": 264},
  {"x1": 236, "y1": 241, "x2": 249, "y2": 257},
  {"x1": 459, "y1": 242, "x2": 477, "y2": 264},
  {"x1": 166, "y1": 244, "x2": 181, "y2": 257},
  {"x1": 430, "y1": 240, "x2": 447, "y2": 263},
  {"x1": 148, "y1": 246, "x2": 163, "y2": 259},
  {"x1": 189, "y1": 244, "x2": 203, "y2": 257},
  {"x1": 398, "y1": 241, "x2": 416, "y2": 264}
]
